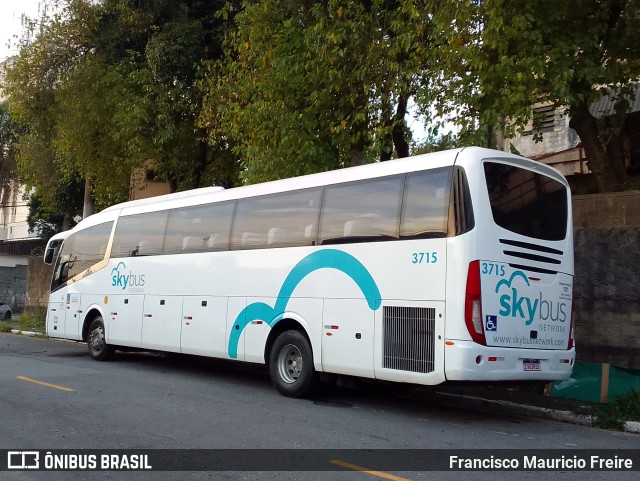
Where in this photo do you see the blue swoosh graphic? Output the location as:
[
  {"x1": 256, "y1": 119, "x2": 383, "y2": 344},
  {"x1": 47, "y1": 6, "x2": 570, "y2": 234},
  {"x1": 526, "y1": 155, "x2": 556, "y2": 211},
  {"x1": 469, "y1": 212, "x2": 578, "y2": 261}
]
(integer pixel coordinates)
[
  {"x1": 495, "y1": 270, "x2": 530, "y2": 292},
  {"x1": 111, "y1": 261, "x2": 126, "y2": 276},
  {"x1": 227, "y1": 249, "x2": 381, "y2": 359}
]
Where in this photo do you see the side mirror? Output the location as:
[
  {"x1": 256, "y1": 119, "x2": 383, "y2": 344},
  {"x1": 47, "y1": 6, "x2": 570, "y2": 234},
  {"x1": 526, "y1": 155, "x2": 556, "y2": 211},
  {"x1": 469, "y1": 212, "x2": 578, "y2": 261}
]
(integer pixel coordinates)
[{"x1": 44, "y1": 240, "x2": 60, "y2": 265}]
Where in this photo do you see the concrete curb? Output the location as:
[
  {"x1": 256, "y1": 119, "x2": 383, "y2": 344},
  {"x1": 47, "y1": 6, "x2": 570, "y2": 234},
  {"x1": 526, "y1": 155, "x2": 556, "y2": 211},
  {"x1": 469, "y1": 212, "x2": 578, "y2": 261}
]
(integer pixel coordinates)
[
  {"x1": 435, "y1": 392, "x2": 640, "y2": 434},
  {"x1": 10, "y1": 329, "x2": 41, "y2": 337},
  {"x1": 433, "y1": 392, "x2": 593, "y2": 427},
  {"x1": 624, "y1": 421, "x2": 640, "y2": 434}
]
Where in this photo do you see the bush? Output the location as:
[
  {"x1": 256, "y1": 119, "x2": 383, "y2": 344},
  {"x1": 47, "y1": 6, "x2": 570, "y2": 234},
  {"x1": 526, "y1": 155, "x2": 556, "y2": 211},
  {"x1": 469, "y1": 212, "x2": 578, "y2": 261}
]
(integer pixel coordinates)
[
  {"x1": 589, "y1": 391, "x2": 640, "y2": 430},
  {"x1": 19, "y1": 307, "x2": 47, "y2": 333}
]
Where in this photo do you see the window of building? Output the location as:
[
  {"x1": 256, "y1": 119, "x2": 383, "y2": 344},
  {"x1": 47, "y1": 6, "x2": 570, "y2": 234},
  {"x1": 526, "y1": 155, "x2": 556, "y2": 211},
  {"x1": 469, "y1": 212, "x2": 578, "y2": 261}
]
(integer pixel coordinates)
[{"x1": 523, "y1": 105, "x2": 557, "y2": 136}]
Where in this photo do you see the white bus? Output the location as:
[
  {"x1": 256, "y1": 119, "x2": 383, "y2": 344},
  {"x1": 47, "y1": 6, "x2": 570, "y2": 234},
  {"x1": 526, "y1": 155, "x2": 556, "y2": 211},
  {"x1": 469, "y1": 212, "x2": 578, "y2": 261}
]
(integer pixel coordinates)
[{"x1": 43, "y1": 147, "x2": 575, "y2": 397}]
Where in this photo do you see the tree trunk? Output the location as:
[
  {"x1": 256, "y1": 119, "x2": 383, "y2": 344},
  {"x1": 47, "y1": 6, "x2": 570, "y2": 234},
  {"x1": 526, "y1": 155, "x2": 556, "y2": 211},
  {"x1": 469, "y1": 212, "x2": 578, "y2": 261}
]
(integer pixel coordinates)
[
  {"x1": 349, "y1": 111, "x2": 370, "y2": 167},
  {"x1": 392, "y1": 92, "x2": 410, "y2": 159},
  {"x1": 82, "y1": 178, "x2": 94, "y2": 219},
  {"x1": 191, "y1": 141, "x2": 208, "y2": 189},
  {"x1": 569, "y1": 106, "x2": 628, "y2": 192},
  {"x1": 380, "y1": 93, "x2": 394, "y2": 162}
]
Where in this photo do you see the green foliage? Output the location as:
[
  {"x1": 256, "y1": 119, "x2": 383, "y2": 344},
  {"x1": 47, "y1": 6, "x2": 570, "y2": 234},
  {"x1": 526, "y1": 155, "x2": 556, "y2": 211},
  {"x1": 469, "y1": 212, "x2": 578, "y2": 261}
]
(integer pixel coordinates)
[
  {"x1": 0, "y1": 101, "x2": 19, "y2": 206},
  {"x1": 5, "y1": 0, "x2": 640, "y2": 213},
  {"x1": 431, "y1": 0, "x2": 640, "y2": 191},
  {"x1": 583, "y1": 391, "x2": 640, "y2": 430},
  {"x1": 4, "y1": 0, "x2": 241, "y2": 228},
  {"x1": 19, "y1": 307, "x2": 47, "y2": 333},
  {"x1": 412, "y1": 130, "x2": 462, "y2": 156},
  {"x1": 200, "y1": 0, "x2": 436, "y2": 183},
  {"x1": 27, "y1": 176, "x2": 84, "y2": 239}
]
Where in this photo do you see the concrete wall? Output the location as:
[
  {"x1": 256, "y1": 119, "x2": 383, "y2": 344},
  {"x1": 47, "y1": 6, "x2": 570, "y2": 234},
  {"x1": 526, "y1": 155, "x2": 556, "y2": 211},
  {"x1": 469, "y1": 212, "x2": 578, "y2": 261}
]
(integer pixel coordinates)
[
  {"x1": 572, "y1": 192, "x2": 640, "y2": 368},
  {"x1": 25, "y1": 256, "x2": 54, "y2": 315},
  {"x1": 573, "y1": 227, "x2": 640, "y2": 369},
  {"x1": 573, "y1": 191, "x2": 640, "y2": 228}
]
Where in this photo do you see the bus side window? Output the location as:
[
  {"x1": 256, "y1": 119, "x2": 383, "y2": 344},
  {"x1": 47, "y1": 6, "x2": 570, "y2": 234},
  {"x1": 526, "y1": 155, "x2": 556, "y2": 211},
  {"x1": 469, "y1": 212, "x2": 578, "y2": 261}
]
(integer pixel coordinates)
[
  {"x1": 136, "y1": 240, "x2": 158, "y2": 256},
  {"x1": 112, "y1": 211, "x2": 168, "y2": 258},
  {"x1": 164, "y1": 202, "x2": 234, "y2": 255},
  {"x1": 231, "y1": 189, "x2": 322, "y2": 250},
  {"x1": 182, "y1": 236, "x2": 203, "y2": 251},
  {"x1": 319, "y1": 176, "x2": 403, "y2": 244},
  {"x1": 50, "y1": 221, "x2": 113, "y2": 291},
  {"x1": 401, "y1": 167, "x2": 453, "y2": 239},
  {"x1": 206, "y1": 234, "x2": 218, "y2": 249}
]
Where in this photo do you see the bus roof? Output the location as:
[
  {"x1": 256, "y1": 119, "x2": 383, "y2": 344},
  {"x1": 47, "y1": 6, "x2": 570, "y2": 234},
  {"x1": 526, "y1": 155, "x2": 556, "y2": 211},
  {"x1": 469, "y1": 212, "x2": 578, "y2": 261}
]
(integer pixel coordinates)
[{"x1": 69, "y1": 147, "x2": 563, "y2": 230}]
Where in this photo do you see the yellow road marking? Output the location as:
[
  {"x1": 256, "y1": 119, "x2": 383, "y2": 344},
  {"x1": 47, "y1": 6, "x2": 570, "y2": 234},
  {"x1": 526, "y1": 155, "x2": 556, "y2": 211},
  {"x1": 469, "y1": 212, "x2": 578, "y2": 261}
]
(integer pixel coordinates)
[
  {"x1": 330, "y1": 459, "x2": 413, "y2": 481},
  {"x1": 17, "y1": 376, "x2": 74, "y2": 392}
]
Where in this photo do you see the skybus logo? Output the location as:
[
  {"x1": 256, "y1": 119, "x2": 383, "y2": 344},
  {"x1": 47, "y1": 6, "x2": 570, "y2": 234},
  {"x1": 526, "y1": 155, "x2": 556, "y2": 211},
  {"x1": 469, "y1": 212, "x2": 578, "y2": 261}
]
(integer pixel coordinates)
[
  {"x1": 111, "y1": 262, "x2": 146, "y2": 291},
  {"x1": 495, "y1": 271, "x2": 569, "y2": 325}
]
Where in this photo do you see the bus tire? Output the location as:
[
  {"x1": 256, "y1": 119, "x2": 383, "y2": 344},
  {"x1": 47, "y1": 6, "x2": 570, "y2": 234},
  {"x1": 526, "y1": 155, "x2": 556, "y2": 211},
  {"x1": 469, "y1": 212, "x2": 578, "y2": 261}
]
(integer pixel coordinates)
[
  {"x1": 269, "y1": 330, "x2": 317, "y2": 398},
  {"x1": 87, "y1": 317, "x2": 115, "y2": 361}
]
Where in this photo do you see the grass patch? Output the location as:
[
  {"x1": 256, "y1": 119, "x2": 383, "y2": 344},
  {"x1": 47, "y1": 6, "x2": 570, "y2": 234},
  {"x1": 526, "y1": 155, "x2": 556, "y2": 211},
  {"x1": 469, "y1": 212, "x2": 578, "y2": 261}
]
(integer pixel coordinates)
[
  {"x1": 0, "y1": 322, "x2": 13, "y2": 333},
  {"x1": 585, "y1": 391, "x2": 640, "y2": 430},
  {"x1": 18, "y1": 307, "x2": 47, "y2": 333}
]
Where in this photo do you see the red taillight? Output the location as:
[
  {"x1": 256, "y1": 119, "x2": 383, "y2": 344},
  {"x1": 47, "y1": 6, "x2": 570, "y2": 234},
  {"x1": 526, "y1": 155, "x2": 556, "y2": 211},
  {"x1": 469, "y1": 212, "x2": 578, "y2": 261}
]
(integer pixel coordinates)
[{"x1": 465, "y1": 260, "x2": 486, "y2": 345}]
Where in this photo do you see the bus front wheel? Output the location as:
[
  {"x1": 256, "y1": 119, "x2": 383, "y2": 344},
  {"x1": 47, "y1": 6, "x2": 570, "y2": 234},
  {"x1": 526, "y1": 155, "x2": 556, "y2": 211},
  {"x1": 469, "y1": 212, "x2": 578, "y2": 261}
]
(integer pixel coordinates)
[
  {"x1": 269, "y1": 330, "x2": 317, "y2": 398},
  {"x1": 87, "y1": 317, "x2": 115, "y2": 361}
]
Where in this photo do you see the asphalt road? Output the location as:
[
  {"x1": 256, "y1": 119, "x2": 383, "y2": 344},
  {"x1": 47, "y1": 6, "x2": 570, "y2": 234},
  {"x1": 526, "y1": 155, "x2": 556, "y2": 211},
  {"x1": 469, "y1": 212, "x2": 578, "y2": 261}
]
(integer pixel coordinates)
[{"x1": 0, "y1": 334, "x2": 637, "y2": 481}]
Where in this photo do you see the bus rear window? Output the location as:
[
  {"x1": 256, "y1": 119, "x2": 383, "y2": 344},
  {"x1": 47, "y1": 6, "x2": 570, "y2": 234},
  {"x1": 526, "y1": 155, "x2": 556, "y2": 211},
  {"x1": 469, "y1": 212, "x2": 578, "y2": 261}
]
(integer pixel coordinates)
[{"x1": 483, "y1": 162, "x2": 568, "y2": 241}]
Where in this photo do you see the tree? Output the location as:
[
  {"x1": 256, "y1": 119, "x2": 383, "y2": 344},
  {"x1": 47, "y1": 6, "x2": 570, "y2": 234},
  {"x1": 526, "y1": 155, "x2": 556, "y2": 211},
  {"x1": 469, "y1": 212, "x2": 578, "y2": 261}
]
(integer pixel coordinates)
[
  {"x1": 0, "y1": 101, "x2": 19, "y2": 209},
  {"x1": 4, "y1": 0, "x2": 241, "y2": 225},
  {"x1": 27, "y1": 176, "x2": 84, "y2": 239},
  {"x1": 200, "y1": 0, "x2": 436, "y2": 184},
  {"x1": 432, "y1": 0, "x2": 640, "y2": 192}
]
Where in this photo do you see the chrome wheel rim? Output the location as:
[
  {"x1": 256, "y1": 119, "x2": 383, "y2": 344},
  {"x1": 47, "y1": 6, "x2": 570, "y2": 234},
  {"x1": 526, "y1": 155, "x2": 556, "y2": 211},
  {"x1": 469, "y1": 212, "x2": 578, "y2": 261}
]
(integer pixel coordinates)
[{"x1": 276, "y1": 344, "x2": 303, "y2": 384}]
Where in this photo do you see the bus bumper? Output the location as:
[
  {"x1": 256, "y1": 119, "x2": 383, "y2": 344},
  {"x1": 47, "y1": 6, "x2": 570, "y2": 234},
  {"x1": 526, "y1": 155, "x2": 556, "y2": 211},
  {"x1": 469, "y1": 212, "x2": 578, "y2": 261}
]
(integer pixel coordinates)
[{"x1": 445, "y1": 340, "x2": 575, "y2": 381}]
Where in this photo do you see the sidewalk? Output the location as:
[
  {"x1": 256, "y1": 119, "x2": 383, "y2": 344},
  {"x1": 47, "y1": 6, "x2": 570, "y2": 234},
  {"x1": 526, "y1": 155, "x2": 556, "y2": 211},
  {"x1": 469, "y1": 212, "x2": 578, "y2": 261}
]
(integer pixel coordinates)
[{"x1": 420, "y1": 383, "x2": 640, "y2": 434}]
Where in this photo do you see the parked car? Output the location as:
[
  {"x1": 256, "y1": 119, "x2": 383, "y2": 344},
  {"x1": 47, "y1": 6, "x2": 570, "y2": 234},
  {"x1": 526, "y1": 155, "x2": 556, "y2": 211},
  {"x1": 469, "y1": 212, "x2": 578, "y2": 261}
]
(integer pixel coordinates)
[{"x1": 0, "y1": 303, "x2": 12, "y2": 320}]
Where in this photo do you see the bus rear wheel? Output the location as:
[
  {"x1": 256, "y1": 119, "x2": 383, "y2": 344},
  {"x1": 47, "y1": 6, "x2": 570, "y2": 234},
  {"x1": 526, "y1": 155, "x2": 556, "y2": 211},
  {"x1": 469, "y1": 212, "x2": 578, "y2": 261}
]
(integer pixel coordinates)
[
  {"x1": 87, "y1": 317, "x2": 115, "y2": 361},
  {"x1": 269, "y1": 330, "x2": 317, "y2": 398}
]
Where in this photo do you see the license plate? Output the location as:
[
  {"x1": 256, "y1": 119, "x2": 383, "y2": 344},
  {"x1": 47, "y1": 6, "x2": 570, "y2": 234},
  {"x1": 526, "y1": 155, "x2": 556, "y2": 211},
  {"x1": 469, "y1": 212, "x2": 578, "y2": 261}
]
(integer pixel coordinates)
[{"x1": 523, "y1": 359, "x2": 541, "y2": 371}]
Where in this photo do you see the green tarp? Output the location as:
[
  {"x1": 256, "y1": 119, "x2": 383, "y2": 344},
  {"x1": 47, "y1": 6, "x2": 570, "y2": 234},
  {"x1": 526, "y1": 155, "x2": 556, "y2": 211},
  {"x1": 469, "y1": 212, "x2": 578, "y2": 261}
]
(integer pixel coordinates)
[{"x1": 552, "y1": 362, "x2": 640, "y2": 403}]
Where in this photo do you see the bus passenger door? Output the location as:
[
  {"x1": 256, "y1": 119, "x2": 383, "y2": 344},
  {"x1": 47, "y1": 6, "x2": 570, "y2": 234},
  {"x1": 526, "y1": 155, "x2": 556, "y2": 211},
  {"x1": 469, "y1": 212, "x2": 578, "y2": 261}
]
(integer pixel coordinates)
[
  {"x1": 181, "y1": 296, "x2": 228, "y2": 357},
  {"x1": 64, "y1": 293, "x2": 82, "y2": 339},
  {"x1": 47, "y1": 293, "x2": 65, "y2": 338},
  {"x1": 141, "y1": 295, "x2": 183, "y2": 352},
  {"x1": 321, "y1": 299, "x2": 375, "y2": 378},
  {"x1": 107, "y1": 295, "x2": 144, "y2": 347}
]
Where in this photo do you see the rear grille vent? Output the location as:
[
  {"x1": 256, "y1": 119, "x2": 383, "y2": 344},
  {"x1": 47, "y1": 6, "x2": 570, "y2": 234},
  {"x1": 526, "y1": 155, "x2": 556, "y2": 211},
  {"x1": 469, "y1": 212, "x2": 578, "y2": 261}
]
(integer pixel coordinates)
[
  {"x1": 503, "y1": 250, "x2": 561, "y2": 265},
  {"x1": 499, "y1": 238, "x2": 563, "y2": 255},
  {"x1": 383, "y1": 306, "x2": 435, "y2": 374},
  {"x1": 499, "y1": 238, "x2": 563, "y2": 269}
]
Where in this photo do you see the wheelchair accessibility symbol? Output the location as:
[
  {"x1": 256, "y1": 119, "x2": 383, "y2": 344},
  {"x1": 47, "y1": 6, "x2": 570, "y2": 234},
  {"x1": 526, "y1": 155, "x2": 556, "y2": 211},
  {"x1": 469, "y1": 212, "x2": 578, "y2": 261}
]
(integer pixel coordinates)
[{"x1": 485, "y1": 315, "x2": 497, "y2": 331}]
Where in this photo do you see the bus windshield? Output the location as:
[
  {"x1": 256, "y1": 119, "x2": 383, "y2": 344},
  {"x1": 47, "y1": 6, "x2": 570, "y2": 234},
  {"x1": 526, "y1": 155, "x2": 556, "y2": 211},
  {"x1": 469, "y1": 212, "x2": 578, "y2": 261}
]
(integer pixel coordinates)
[{"x1": 483, "y1": 161, "x2": 568, "y2": 241}]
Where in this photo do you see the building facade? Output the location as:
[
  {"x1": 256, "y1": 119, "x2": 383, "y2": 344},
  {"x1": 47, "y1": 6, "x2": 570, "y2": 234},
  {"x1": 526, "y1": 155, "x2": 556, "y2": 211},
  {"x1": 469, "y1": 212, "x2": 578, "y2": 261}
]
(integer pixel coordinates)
[{"x1": 502, "y1": 85, "x2": 640, "y2": 181}]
